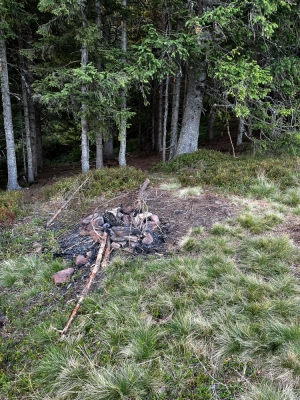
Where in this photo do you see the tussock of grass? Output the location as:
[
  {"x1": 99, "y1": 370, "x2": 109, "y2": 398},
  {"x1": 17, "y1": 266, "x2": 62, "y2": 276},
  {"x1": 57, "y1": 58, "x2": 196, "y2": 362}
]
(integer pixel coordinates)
[
  {"x1": 249, "y1": 172, "x2": 280, "y2": 199},
  {"x1": 174, "y1": 186, "x2": 202, "y2": 198},
  {"x1": 237, "y1": 211, "x2": 283, "y2": 233},
  {"x1": 240, "y1": 382, "x2": 297, "y2": 400}
]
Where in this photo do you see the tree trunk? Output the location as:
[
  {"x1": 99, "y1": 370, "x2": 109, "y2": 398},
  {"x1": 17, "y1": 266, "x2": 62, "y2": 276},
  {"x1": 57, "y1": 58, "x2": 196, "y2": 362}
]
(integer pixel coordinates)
[
  {"x1": 35, "y1": 104, "x2": 43, "y2": 169},
  {"x1": 162, "y1": 74, "x2": 169, "y2": 162},
  {"x1": 28, "y1": 97, "x2": 38, "y2": 178},
  {"x1": 157, "y1": 84, "x2": 163, "y2": 152},
  {"x1": 118, "y1": 0, "x2": 127, "y2": 167},
  {"x1": 21, "y1": 75, "x2": 34, "y2": 183},
  {"x1": 96, "y1": 130, "x2": 104, "y2": 169},
  {"x1": 169, "y1": 71, "x2": 181, "y2": 160},
  {"x1": 236, "y1": 117, "x2": 245, "y2": 146},
  {"x1": 207, "y1": 104, "x2": 216, "y2": 141},
  {"x1": 81, "y1": 22, "x2": 89, "y2": 173},
  {"x1": 175, "y1": 67, "x2": 206, "y2": 156},
  {"x1": 0, "y1": 38, "x2": 21, "y2": 190},
  {"x1": 103, "y1": 135, "x2": 114, "y2": 159}
]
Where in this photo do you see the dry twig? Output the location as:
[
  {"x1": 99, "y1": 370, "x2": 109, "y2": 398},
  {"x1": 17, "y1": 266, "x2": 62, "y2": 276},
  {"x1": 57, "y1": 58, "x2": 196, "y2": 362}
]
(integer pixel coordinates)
[{"x1": 46, "y1": 176, "x2": 90, "y2": 227}]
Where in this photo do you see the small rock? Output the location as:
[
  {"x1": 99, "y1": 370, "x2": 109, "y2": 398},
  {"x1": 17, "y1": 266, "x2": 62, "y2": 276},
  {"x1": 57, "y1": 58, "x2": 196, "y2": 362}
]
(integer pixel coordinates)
[
  {"x1": 143, "y1": 221, "x2": 159, "y2": 232},
  {"x1": 82, "y1": 213, "x2": 99, "y2": 228},
  {"x1": 142, "y1": 232, "x2": 154, "y2": 245},
  {"x1": 122, "y1": 215, "x2": 131, "y2": 224},
  {"x1": 150, "y1": 214, "x2": 160, "y2": 225},
  {"x1": 86, "y1": 251, "x2": 92, "y2": 259},
  {"x1": 111, "y1": 242, "x2": 121, "y2": 249},
  {"x1": 121, "y1": 205, "x2": 133, "y2": 215},
  {"x1": 53, "y1": 268, "x2": 74, "y2": 285},
  {"x1": 75, "y1": 255, "x2": 88, "y2": 266},
  {"x1": 111, "y1": 226, "x2": 141, "y2": 237},
  {"x1": 93, "y1": 216, "x2": 105, "y2": 228}
]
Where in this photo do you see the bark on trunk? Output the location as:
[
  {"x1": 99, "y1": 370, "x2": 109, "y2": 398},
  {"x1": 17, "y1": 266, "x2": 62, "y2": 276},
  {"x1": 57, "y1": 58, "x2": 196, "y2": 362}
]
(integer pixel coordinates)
[
  {"x1": 162, "y1": 74, "x2": 169, "y2": 162},
  {"x1": 0, "y1": 38, "x2": 21, "y2": 190},
  {"x1": 28, "y1": 97, "x2": 38, "y2": 178},
  {"x1": 236, "y1": 117, "x2": 245, "y2": 147},
  {"x1": 118, "y1": 0, "x2": 127, "y2": 167},
  {"x1": 35, "y1": 104, "x2": 43, "y2": 169},
  {"x1": 103, "y1": 135, "x2": 114, "y2": 158},
  {"x1": 175, "y1": 67, "x2": 206, "y2": 156},
  {"x1": 21, "y1": 76, "x2": 34, "y2": 183},
  {"x1": 157, "y1": 84, "x2": 163, "y2": 152},
  {"x1": 81, "y1": 26, "x2": 89, "y2": 173},
  {"x1": 95, "y1": 0, "x2": 104, "y2": 168},
  {"x1": 96, "y1": 130, "x2": 104, "y2": 169},
  {"x1": 169, "y1": 71, "x2": 181, "y2": 160}
]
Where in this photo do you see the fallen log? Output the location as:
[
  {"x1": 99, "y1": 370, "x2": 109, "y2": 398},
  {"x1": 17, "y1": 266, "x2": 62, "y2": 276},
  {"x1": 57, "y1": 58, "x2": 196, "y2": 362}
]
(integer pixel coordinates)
[
  {"x1": 60, "y1": 231, "x2": 108, "y2": 335},
  {"x1": 46, "y1": 176, "x2": 90, "y2": 227}
]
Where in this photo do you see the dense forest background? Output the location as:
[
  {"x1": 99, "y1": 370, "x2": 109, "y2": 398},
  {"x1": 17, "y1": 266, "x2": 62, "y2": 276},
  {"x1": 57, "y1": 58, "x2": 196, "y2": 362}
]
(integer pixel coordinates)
[{"x1": 1, "y1": 0, "x2": 300, "y2": 190}]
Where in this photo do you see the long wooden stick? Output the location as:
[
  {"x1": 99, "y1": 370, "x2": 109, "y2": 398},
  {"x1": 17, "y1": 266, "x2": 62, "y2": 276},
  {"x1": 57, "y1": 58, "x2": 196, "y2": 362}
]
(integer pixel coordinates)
[
  {"x1": 60, "y1": 231, "x2": 108, "y2": 335},
  {"x1": 46, "y1": 176, "x2": 89, "y2": 227}
]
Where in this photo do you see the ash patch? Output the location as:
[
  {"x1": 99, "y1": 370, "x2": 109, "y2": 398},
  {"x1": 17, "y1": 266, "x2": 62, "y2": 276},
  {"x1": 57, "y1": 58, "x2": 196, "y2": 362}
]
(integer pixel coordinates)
[
  {"x1": 54, "y1": 224, "x2": 98, "y2": 263},
  {"x1": 134, "y1": 226, "x2": 169, "y2": 254}
]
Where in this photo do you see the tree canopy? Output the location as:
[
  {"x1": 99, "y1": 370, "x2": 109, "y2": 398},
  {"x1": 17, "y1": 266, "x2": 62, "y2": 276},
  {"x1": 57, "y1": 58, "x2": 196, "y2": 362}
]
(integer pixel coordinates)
[{"x1": 0, "y1": 0, "x2": 299, "y2": 188}]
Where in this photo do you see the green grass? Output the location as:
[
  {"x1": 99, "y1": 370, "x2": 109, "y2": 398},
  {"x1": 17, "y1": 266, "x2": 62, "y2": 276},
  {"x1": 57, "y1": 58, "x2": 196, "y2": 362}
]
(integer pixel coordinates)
[
  {"x1": 152, "y1": 149, "x2": 300, "y2": 200},
  {"x1": 2, "y1": 151, "x2": 300, "y2": 399},
  {"x1": 40, "y1": 166, "x2": 145, "y2": 201}
]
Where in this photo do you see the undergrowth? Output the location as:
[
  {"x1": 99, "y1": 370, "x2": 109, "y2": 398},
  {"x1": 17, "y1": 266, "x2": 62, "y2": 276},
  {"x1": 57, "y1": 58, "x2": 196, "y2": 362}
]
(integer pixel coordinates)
[
  {"x1": 153, "y1": 149, "x2": 300, "y2": 199},
  {"x1": 0, "y1": 190, "x2": 24, "y2": 225},
  {"x1": 40, "y1": 167, "x2": 145, "y2": 201}
]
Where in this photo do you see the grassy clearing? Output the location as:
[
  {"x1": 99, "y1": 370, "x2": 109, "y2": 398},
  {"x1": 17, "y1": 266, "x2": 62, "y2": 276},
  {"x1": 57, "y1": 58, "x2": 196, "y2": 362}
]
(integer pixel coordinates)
[
  {"x1": 1, "y1": 151, "x2": 300, "y2": 399},
  {"x1": 2, "y1": 212, "x2": 300, "y2": 398}
]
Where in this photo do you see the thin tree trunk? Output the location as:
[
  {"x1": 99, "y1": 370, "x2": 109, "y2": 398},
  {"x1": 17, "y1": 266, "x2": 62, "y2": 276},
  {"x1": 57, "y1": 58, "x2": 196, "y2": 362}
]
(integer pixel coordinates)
[
  {"x1": 162, "y1": 74, "x2": 169, "y2": 162},
  {"x1": 169, "y1": 71, "x2": 181, "y2": 160},
  {"x1": 118, "y1": 0, "x2": 127, "y2": 167},
  {"x1": 138, "y1": 93, "x2": 142, "y2": 151},
  {"x1": 96, "y1": 130, "x2": 104, "y2": 169},
  {"x1": 0, "y1": 38, "x2": 21, "y2": 190},
  {"x1": 28, "y1": 96, "x2": 38, "y2": 178},
  {"x1": 151, "y1": 85, "x2": 156, "y2": 151},
  {"x1": 175, "y1": 66, "x2": 206, "y2": 156},
  {"x1": 21, "y1": 75, "x2": 34, "y2": 183},
  {"x1": 157, "y1": 84, "x2": 163, "y2": 152},
  {"x1": 35, "y1": 104, "x2": 43, "y2": 169},
  {"x1": 103, "y1": 135, "x2": 114, "y2": 158},
  {"x1": 207, "y1": 104, "x2": 216, "y2": 141},
  {"x1": 81, "y1": 20, "x2": 89, "y2": 173},
  {"x1": 236, "y1": 116, "x2": 245, "y2": 146},
  {"x1": 95, "y1": 0, "x2": 104, "y2": 169}
]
